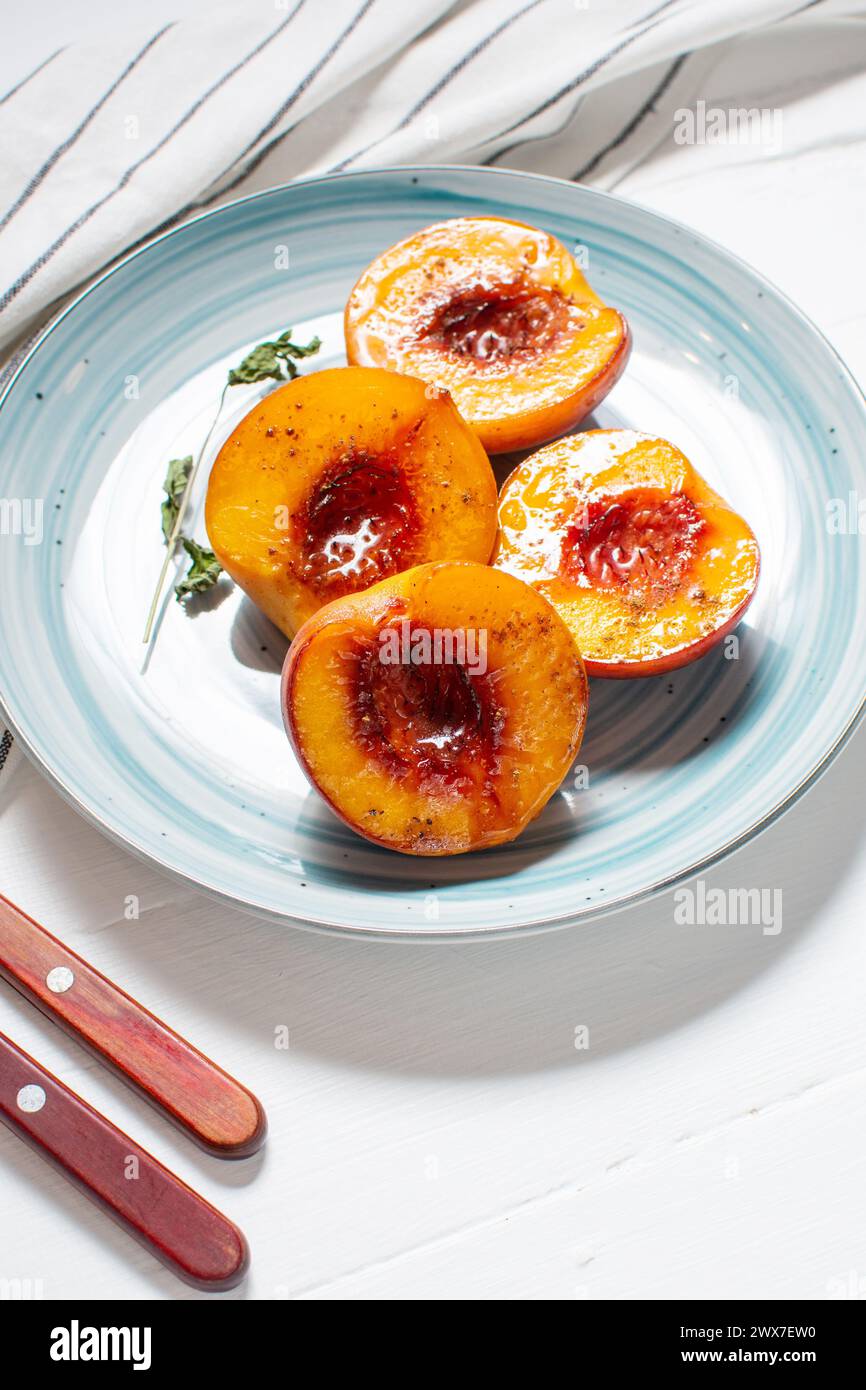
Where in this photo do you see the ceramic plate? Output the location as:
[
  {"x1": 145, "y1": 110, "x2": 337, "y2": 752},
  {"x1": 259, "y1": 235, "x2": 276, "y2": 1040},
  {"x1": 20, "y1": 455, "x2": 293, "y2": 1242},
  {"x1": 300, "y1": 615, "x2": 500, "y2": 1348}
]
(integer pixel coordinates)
[{"x1": 0, "y1": 167, "x2": 864, "y2": 937}]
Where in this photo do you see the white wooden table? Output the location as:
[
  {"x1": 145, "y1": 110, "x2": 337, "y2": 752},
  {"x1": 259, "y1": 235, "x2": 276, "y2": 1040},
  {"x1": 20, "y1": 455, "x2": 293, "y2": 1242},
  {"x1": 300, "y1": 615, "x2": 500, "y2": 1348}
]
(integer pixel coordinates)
[{"x1": 1, "y1": 3, "x2": 865, "y2": 1301}]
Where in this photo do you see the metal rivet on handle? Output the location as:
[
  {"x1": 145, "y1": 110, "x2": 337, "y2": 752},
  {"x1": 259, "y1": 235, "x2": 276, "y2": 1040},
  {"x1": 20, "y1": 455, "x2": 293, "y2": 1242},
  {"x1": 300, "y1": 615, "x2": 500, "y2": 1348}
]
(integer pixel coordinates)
[
  {"x1": 16, "y1": 1085, "x2": 46, "y2": 1113},
  {"x1": 46, "y1": 966, "x2": 74, "y2": 994}
]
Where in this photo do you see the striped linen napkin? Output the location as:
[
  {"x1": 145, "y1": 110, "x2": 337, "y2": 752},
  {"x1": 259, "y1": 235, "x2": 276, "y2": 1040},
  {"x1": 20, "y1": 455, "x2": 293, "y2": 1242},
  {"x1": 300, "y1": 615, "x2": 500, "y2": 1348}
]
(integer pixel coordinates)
[{"x1": 1, "y1": 0, "x2": 859, "y2": 356}]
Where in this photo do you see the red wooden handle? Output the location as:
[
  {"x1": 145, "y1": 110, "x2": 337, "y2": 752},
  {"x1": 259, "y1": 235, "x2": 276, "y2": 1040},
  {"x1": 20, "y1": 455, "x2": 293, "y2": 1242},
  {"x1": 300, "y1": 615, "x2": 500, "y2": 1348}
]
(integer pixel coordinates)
[
  {"x1": 0, "y1": 1030, "x2": 249, "y2": 1290},
  {"x1": 0, "y1": 893, "x2": 265, "y2": 1158}
]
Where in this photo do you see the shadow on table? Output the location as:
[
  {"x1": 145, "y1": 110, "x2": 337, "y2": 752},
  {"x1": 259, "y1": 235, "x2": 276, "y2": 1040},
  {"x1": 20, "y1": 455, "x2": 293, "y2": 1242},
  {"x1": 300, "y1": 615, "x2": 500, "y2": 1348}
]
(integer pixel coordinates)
[{"x1": 111, "y1": 722, "x2": 865, "y2": 1080}]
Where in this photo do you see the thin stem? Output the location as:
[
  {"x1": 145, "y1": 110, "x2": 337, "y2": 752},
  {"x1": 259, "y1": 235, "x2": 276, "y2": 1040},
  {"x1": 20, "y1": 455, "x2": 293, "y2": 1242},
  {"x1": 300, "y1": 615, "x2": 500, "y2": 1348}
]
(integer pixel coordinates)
[{"x1": 142, "y1": 382, "x2": 230, "y2": 644}]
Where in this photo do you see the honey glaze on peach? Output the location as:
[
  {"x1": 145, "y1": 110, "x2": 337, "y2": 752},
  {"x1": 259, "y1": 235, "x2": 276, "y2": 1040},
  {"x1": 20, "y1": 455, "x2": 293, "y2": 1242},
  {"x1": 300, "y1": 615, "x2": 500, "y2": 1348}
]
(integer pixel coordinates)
[
  {"x1": 295, "y1": 447, "x2": 418, "y2": 597},
  {"x1": 418, "y1": 280, "x2": 573, "y2": 364},
  {"x1": 347, "y1": 629, "x2": 505, "y2": 794},
  {"x1": 561, "y1": 488, "x2": 706, "y2": 603}
]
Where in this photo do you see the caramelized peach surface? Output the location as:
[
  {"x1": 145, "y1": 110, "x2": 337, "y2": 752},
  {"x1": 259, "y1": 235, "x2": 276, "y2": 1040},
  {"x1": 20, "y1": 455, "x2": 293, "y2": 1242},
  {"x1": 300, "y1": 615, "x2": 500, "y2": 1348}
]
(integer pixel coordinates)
[
  {"x1": 205, "y1": 367, "x2": 498, "y2": 638},
  {"x1": 282, "y1": 562, "x2": 589, "y2": 855},
  {"x1": 494, "y1": 431, "x2": 760, "y2": 677},
  {"x1": 344, "y1": 217, "x2": 630, "y2": 453}
]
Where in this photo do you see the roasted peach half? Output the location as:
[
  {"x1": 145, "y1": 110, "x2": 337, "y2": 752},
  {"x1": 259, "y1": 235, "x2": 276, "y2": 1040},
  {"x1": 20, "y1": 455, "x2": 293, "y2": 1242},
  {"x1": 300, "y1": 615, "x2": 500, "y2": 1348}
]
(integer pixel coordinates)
[
  {"x1": 494, "y1": 431, "x2": 760, "y2": 678},
  {"x1": 282, "y1": 562, "x2": 588, "y2": 855},
  {"x1": 344, "y1": 216, "x2": 630, "y2": 454},
  {"x1": 205, "y1": 367, "x2": 497, "y2": 637}
]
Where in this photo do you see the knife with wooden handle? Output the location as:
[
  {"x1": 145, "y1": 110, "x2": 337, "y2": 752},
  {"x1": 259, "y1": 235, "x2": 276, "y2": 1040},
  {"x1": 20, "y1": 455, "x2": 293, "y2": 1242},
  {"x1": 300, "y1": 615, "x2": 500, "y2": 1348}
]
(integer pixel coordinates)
[
  {"x1": 0, "y1": 893, "x2": 265, "y2": 1158},
  {"x1": 0, "y1": 1030, "x2": 249, "y2": 1290}
]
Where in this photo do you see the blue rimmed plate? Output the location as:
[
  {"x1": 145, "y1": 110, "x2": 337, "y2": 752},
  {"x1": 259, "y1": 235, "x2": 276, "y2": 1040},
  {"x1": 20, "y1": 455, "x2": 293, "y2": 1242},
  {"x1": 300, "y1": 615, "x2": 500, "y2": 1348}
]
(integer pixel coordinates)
[{"x1": 0, "y1": 167, "x2": 863, "y2": 937}]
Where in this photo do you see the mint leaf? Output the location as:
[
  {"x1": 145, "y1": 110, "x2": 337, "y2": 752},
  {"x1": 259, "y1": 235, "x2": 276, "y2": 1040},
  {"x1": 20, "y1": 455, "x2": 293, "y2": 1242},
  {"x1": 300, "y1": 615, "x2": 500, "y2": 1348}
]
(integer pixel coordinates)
[
  {"x1": 161, "y1": 456, "x2": 193, "y2": 542},
  {"x1": 227, "y1": 330, "x2": 321, "y2": 386},
  {"x1": 175, "y1": 537, "x2": 223, "y2": 601},
  {"x1": 146, "y1": 329, "x2": 318, "y2": 644},
  {"x1": 275, "y1": 330, "x2": 322, "y2": 360}
]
